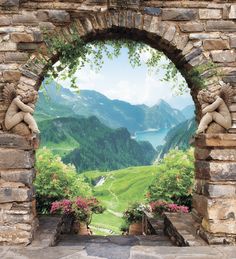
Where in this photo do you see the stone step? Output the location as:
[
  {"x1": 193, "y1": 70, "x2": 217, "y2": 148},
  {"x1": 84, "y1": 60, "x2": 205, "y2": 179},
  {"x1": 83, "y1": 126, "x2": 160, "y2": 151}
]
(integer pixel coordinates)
[
  {"x1": 59, "y1": 234, "x2": 173, "y2": 247},
  {"x1": 164, "y1": 213, "x2": 207, "y2": 246},
  {"x1": 30, "y1": 215, "x2": 62, "y2": 248}
]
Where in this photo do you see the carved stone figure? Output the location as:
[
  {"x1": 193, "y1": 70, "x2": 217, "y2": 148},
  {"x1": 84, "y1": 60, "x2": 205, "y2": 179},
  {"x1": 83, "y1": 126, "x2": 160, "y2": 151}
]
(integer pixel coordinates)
[
  {"x1": 2, "y1": 83, "x2": 40, "y2": 136},
  {"x1": 196, "y1": 82, "x2": 234, "y2": 134}
]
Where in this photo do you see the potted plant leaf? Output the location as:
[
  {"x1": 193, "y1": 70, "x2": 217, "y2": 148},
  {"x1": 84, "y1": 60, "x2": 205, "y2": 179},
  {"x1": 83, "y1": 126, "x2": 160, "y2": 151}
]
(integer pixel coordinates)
[
  {"x1": 50, "y1": 196, "x2": 105, "y2": 235},
  {"x1": 122, "y1": 202, "x2": 146, "y2": 235}
]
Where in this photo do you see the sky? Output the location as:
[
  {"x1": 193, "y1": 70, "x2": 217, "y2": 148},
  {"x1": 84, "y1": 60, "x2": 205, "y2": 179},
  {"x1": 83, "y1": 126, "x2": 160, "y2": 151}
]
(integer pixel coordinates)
[{"x1": 56, "y1": 47, "x2": 193, "y2": 110}]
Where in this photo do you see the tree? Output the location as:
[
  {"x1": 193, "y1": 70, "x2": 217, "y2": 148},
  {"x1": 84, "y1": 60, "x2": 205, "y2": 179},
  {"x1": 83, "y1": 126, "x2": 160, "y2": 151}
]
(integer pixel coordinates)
[
  {"x1": 148, "y1": 149, "x2": 194, "y2": 207},
  {"x1": 35, "y1": 148, "x2": 92, "y2": 213}
]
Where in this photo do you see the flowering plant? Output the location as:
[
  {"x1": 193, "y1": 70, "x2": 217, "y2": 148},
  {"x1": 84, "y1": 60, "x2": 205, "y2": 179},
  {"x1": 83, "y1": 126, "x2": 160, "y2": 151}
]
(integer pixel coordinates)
[
  {"x1": 123, "y1": 202, "x2": 147, "y2": 224},
  {"x1": 149, "y1": 200, "x2": 189, "y2": 217},
  {"x1": 50, "y1": 196, "x2": 105, "y2": 223}
]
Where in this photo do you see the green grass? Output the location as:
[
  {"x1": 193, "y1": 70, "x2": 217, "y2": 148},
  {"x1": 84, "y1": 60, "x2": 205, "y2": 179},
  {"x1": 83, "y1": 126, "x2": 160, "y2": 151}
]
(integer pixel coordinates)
[{"x1": 81, "y1": 165, "x2": 157, "y2": 235}]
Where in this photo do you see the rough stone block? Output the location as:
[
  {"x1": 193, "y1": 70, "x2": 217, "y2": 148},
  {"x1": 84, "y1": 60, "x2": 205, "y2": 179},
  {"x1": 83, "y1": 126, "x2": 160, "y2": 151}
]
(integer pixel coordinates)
[
  {"x1": 195, "y1": 134, "x2": 236, "y2": 148},
  {"x1": 163, "y1": 25, "x2": 176, "y2": 42},
  {"x1": 11, "y1": 32, "x2": 34, "y2": 43},
  {"x1": 0, "y1": 42, "x2": 17, "y2": 52},
  {"x1": 211, "y1": 50, "x2": 236, "y2": 63},
  {"x1": 134, "y1": 13, "x2": 143, "y2": 30},
  {"x1": 192, "y1": 194, "x2": 207, "y2": 219},
  {"x1": 0, "y1": 225, "x2": 32, "y2": 244},
  {"x1": 5, "y1": 52, "x2": 29, "y2": 63},
  {"x1": 149, "y1": 18, "x2": 167, "y2": 37},
  {"x1": 204, "y1": 184, "x2": 236, "y2": 198},
  {"x1": 229, "y1": 5, "x2": 236, "y2": 19},
  {"x1": 189, "y1": 32, "x2": 220, "y2": 40},
  {"x1": 195, "y1": 180, "x2": 236, "y2": 198},
  {"x1": 202, "y1": 217, "x2": 236, "y2": 234},
  {"x1": 48, "y1": 10, "x2": 70, "y2": 24},
  {"x1": 143, "y1": 15, "x2": 152, "y2": 31},
  {"x1": 162, "y1": 9, "x2": 197, "y2": 21},
  {"x1": 203, "y1": 39, "x2": 230, "y2": 50},
  {"x1": 3, "y1": 70, "x2": 21, "y2": 81},
  {"x1": 0, "y1": 16, "x2": 11, "y2": 26},
  {"x1": 195, "y1": 160, "x2": 236, "y2": 181},
  {"x1": 0, "y1": 0, "x2": 19, "y2": 8},
  {"x1": 39, "y1": 22, "x2": 56, "y2": 32},
  {"x1": 179, "y1": 22, "x2": 204, "y2": 32},
  {"x1": 229, "y1": 35, "x2": 236, "y2": 48},
  {"x1": 0, "y1": 149, "x2": 34, "y2": 169},
  {"x1": 17, "y1": 43, "x2": 40, "y2": 51},
  {"x1": 0, "y1": 169, "x2": 36, "y2": 186},
  {"x1": 184, "y1": 48, "x2": 202, "y2": 62},
  {"x1": 12, "y1": 13, "x2": 37, "y2": 25},
  {"x1": 80, "y1": 17, "x2": 93, "y2": 34},
  {"x1": 193, "y1": 194, "x2": 236, "y2": 222},
  {"x1": 0, "y1": 133, "x2": 33, "y2": 150},
  {"x1": 206, "y1": 21, "x2": 236, "y2": 32},
  {"x1": 199, "y1": 9, "x2": 222, "y2": 20},
  {"x1": 195, "y1": 147, "x2": 236, "y2": 161},
  {"x1": 173, "y1": 34, "x2": 188, "y2": 51},
  {"x1": 0, "y1": 187, "x2": 33, "y2": 203}
]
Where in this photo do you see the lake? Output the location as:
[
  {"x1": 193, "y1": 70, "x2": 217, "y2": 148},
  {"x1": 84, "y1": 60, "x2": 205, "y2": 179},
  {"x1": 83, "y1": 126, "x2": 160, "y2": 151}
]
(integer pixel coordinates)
[{"x1": 133, "y1": 128, "x2": 170, "y2": 149}]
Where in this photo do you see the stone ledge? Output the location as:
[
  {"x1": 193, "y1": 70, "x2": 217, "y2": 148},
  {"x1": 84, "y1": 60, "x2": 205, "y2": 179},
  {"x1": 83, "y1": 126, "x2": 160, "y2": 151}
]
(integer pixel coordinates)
[
  {"x1": 164, "y1": 212, "x2": 207, "y2": 246},
  {"x1": 30, "y1": 215, "x2": 62, "y2": 247},
  {"x1": 0, "y1": 149, "x2": 35, "y2": 169},
  {"x1": 0, "y1": 133, "x2": 36, "y2": 150},
  {"x1": 195, "y1": 134, "x2": 236, "y2": 148}
]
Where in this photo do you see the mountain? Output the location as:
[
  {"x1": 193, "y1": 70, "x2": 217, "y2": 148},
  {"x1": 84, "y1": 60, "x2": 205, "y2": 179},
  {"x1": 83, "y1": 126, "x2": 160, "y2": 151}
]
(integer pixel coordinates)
[
  {"x1": 38, "y1": 116, "x2": 156, "y2": 172},
  {"x1": 181, "y1": 105, "x2": 195, "y2": 120},
  {"x1": 155, "y1": 117, "x2": 196, "y2": 160},
  {"x1": 35, "y1": 82, "x2": 186, "y2": 133}
]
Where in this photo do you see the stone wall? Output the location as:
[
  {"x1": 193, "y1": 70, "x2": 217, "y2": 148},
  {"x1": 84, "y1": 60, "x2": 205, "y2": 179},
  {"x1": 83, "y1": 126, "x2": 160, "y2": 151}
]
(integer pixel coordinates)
[
  {"x1": 1, "y1": 0, "x2": 236, "y2": 244},
  {"x1": 0, "y1": 134, "x2": 37, "y2": 244}
]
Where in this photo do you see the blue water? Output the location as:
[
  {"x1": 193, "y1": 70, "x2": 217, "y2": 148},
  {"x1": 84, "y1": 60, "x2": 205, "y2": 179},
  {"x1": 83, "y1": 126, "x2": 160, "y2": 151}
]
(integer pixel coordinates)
[{"x1": 133, "y1": 128, "x2": 169, "y2": 149}]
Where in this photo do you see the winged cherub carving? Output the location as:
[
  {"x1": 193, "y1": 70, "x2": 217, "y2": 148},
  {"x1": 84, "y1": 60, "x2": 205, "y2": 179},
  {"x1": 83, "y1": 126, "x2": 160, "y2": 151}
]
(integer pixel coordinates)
[
  {"x1": 196, "y1": 82, "x2": 234, "y2": 134},
  {"x1": 3, "y1": 84, "x2": 40, "y2": 136}
]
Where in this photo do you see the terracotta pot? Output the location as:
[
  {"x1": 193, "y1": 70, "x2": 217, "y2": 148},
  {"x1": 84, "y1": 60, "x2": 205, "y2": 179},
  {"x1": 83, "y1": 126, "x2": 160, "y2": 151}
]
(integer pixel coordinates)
[
  {"x1": 129, "y1": 222, "x2": 142, "y2": 235},
  {"x1": 74, "y1": 221, "x2": 89, "y2": 235}
]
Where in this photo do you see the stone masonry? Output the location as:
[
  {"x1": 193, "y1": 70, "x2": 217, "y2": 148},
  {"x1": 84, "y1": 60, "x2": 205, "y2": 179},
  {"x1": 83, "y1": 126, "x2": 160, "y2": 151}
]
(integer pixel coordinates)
[{"x1": 1, "y1": 0, "x2": 236, "y2": 245}]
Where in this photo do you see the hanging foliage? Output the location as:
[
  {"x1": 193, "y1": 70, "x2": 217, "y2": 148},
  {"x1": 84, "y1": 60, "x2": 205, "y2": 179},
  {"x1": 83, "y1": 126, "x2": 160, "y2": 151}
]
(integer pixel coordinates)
[{"x1": 44, "y1": 29, "x2": 188, "y2": 94}]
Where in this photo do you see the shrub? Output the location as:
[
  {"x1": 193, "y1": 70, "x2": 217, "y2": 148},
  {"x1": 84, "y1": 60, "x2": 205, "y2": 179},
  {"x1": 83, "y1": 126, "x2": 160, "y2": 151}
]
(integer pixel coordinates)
[
  {"x1": 50, "y1": 196, "x2": 105, "y2": 224},
  {"x1": 148, "y1": 149, "x2": 194, "y2": 207},
  {"x1": 149, "y1": 200, "x2": 189, "y2": 217},
  {"x1": 35, "y1": 148, "x2": 92, "y2": 214}
]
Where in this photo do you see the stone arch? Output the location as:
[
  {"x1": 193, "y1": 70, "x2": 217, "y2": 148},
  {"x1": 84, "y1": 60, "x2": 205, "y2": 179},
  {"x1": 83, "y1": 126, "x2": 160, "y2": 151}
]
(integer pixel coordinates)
[{"x1": 1, "y1": 1, "x2": 236, "y2": 245}]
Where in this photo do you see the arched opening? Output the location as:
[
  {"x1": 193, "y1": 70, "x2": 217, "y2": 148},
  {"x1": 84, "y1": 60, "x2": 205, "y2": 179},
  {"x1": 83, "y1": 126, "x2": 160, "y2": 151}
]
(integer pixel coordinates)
[{"x1": 35, "y1": 39, "x2": 195, "y2": 236}]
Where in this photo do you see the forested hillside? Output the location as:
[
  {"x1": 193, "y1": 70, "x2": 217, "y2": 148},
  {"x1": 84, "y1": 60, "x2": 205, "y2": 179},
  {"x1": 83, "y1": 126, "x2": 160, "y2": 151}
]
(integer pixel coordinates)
[
  {"x1": 39, "y1": 116, "x2": 156, "y2": 172},
  {"x1": 156, "y1": 118, "x2": 196, "y2": 160}
]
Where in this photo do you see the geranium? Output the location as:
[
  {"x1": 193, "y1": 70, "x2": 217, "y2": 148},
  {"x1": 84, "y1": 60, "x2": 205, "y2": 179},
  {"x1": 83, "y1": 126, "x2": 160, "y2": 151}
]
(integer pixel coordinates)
[
  {"x1": 150, "y1": 200, "x2": 189, "y2": 216},
  {"x1": 123, "y1": 202, "x2": 147, "y2": 224},
  {"x1": 50, "y1": 196, "x2": 105, "y2": 224},
  {"x1": 50, "y1": 199, "x2": 72, "y2": 214}
]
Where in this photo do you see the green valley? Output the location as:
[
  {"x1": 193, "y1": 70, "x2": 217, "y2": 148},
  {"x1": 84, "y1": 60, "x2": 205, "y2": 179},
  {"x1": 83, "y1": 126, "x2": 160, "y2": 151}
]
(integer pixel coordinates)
[{"x1": 81, "y1": 165, "x2": 157, "y2": 235}]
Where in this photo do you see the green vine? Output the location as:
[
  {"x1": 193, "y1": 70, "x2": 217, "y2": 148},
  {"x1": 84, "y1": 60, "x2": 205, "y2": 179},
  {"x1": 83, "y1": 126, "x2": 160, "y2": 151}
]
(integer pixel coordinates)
[
  {"x1": 43, "y1": 29, "x2": 188, "y2": 93},
  {"x1": 187, "y1": 61, "x2": 221, "y2": 90}
]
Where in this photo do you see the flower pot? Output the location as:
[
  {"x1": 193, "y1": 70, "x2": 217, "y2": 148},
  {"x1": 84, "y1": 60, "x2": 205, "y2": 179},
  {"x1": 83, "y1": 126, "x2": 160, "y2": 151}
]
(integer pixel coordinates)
[
  {"x1": 74, "y1": 221, "x2": 89, "y2": 235},
  {"x1": 129, "y1": 222, "x2": 142, "y2": 235}
]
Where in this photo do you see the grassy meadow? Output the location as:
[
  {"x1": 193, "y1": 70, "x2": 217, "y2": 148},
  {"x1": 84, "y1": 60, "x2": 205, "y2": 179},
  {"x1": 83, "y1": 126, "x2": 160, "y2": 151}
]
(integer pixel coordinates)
[{"x1": 81, "y1": 165, "x2": 157, "y2": 235}]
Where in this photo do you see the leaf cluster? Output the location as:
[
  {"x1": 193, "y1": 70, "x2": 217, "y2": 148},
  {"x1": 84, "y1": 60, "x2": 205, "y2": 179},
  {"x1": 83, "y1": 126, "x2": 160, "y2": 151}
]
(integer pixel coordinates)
[
  {"x1": 35, "y1": 148, "x2": 92, "y2": 214},
  {"x1": 148, "y1": 149, "x2": 194, "y2": 207},
  {"x1": 43, "y1": 29, "x2": 188, "y2": 94}
]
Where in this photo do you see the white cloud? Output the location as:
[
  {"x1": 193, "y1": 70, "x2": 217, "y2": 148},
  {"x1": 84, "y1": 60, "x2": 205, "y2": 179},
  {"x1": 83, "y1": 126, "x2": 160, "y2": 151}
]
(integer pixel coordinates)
[{"x1": 53, "y1": 48, "x2": 193, "y2": 110}]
